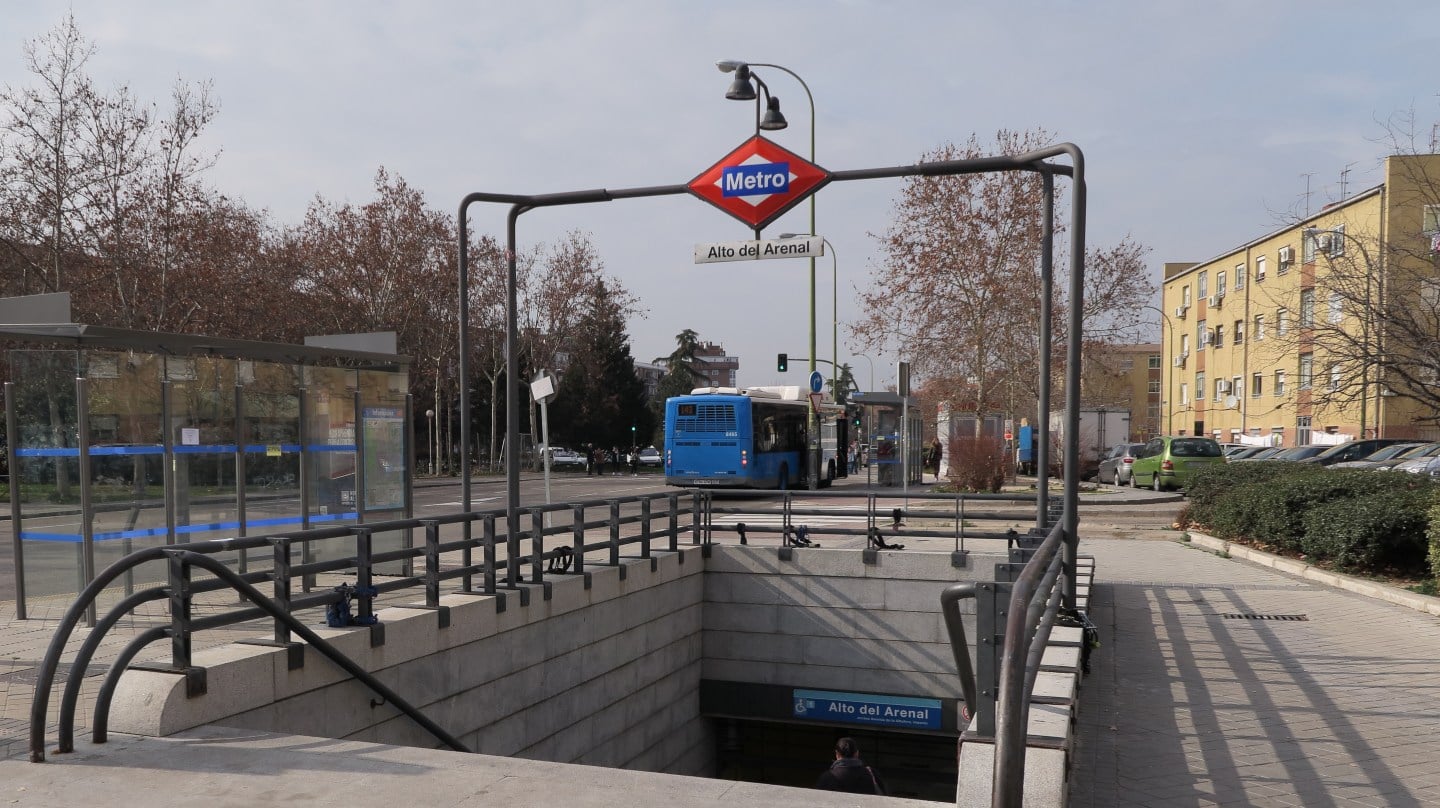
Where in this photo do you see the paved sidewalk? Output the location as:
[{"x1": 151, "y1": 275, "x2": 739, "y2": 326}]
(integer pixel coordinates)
[{"x1": 1071, "y1": 538, "x2": 1440, "y2": 807}]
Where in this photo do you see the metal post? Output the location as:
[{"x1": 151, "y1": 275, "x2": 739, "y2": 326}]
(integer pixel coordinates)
[
  {"x1": 571, "y1": 504, "x2": 586, "y2": 576},
  {"x1": 234, "y1": 384, "x2": 248, "y2": 576},
  {"x1": 1036, "y1": 173, "x2": 1054, "y2": 530},
  {"x1": 76, "y1": 377, "x2": 96, "y2": 627},
  {"x1": 353, "y1": 389, "x2": 366, "y2": 525},
  {"x1": 402, "y1": 393, "x2": 414, "y2": 577},
  {"x1": 640, "y1": 497, "x2": 652, "y2": 559},
  {"x1": 354, "y1": 527, "x2": 374, "y2": 626},
  {"x1": 423, "y1": 520, "x2": 441, "y2": 608},
  {"x1": 608, "y1": 499, "x2": 621, "y2": 566},
  {"x1": 5, "y1": 383, "x2": 26, "y2": 619},
  {"x1": 271, "y1": 538, "x2": 292, "y2": 644},
  {"x1": 482, "y1": 513, "x2": 497, "y2": 595},
  {"x1": 166, "y1": 550, "x2": 193, "y2": 669},
  {"x1": 530, "y1": 507, "x2": 544, "y2": 584}
]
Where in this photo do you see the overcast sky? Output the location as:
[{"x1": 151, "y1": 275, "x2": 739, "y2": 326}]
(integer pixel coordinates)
[{"x1": 7, "y1": 1, "x2": 1440, "y2": 390}]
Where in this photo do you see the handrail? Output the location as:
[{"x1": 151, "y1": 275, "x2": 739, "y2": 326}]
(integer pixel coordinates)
[
  {"x1": 30, "y1": 491, "x2": 699, "y2": 762},
  {"x1": 939, "y1": 583, "x2": 980, "y2": 720},
  {"x1": 992, "y1": 520, "x2": 1067, "y2": 807}
]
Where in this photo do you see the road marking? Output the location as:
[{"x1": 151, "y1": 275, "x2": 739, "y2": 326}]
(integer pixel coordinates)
[{"x1": 423, "y1": 497, "x2": 500, "y2": 507}]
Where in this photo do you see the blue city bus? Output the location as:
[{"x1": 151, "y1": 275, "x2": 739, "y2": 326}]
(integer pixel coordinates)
[{"x1": 664, "y1": 387, "x2": 842, "y2": 489}]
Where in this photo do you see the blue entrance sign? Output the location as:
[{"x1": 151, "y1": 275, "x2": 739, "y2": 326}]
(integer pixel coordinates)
[
  {"x1": 792, "y1": 688, "x2": 943, "y2": 730},
  {"x1": 721, "y1": 161, "x2": 791, "y2": 197},
  {"x1": 809, "y1": 370, "x2": 824, "y2": 393}
]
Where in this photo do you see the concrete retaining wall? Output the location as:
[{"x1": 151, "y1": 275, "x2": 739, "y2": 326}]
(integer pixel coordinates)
[
  {"x1": 111, "y1": 547, "x2": 712, "y2": 775},
  {"x1": 702, "y1": 546, "x2": 1004, "y2": 700}
]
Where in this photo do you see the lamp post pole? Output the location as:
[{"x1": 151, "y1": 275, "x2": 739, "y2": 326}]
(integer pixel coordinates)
[
  {"x1": 1141, "y1": 305, "x2": 1175, "y2": 436},
  {"x1": 719, "y1": 59, "x2": 817, "y2": 487}
]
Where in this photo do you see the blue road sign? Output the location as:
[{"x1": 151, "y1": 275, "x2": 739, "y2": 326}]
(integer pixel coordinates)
[
  {"x1": 809, "y1": 370, "x2": 824, "y2": 393},
  {"x1": 792, "y1": 688, "x2": 943, "y2": 730}
]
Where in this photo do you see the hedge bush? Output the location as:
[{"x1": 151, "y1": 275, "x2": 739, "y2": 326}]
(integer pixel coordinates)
[
  {"x1": 1184, "y1": 462, "x2": 1437, "y2": 577},
  {"x1": 1301, "y1": 487, "x2": 1433, "y2": 572}
]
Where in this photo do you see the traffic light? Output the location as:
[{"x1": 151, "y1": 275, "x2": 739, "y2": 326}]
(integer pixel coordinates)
[
  {"x1": 853, "y1": 414, "x2": 862, "y2": 428},
  {"x1": 776, "y1": 353, "x2": 788, "y2": 372}
]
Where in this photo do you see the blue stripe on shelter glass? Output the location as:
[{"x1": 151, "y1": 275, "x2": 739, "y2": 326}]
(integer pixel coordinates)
[
  {"x1": 243, "y1": 444, "x2": 302, "y2": 453},
  {"x1": 19, "y1": 531, "x2": 82, "y2": 542},
  {"x1": 791, "y1": 688, "x2": 943, "y2": 730},
  {"x1": 306, "y1": 445, "x2": 357, "y2": 452},
  {"x1": 16, "y1": 448, "x2": 78, "y2": 457},
  {"x1": 173, "y1": 444, "x2": 237, "y2": 454},
  {"x1": 89, "y1": 445, "x2": 164, "y2": 456},
  {"x1": 309, "y1": 512, "x2": 358, "y2": 523}
]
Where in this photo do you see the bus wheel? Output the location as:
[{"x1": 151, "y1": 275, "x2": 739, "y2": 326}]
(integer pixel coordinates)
[
  {"x1": 819, "y1": 460, "x2": 834, "y2": 488},
  {"x1": 777, "y1": 464, "x2": 789, "y2": 490}
]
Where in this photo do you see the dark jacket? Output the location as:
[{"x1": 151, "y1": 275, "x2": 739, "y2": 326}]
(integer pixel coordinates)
[{"x1": 816, "y1": 757, "x2": 884, "y2": 794}]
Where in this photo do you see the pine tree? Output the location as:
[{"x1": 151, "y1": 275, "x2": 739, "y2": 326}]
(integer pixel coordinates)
[{"x1": 551, "y1": 280, "x2": 653, "y2": 448}]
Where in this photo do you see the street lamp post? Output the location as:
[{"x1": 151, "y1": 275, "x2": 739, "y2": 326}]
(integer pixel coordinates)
[
  {"x1": 781, "y1": 233, "x2": 837, "y2": 393},
  {"x1": 719, "y1": 59, "x2": 818, "y2": 487},
  {"x1": 1141, "y1": 305, "x2": 1175, "y2": 435}
]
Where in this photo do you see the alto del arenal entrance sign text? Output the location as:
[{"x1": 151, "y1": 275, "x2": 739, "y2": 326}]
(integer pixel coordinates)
[{"x1": 687, "y1": 135, "x2": 830, "y2": 230}]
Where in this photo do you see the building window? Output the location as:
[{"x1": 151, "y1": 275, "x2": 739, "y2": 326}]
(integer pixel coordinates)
[
  {"x1": 1215, "y1": 378, "x2": 1226, "y2": 401},
  {"x1": 1197, "y1": 318, "x2": 1208, "y2": 349},
  {"x1": 1252, "y1": 373, "x2": 1263, "y2": 398},
  {"x1": 1299, "y1": 353, "x2": 1313, "y2": 389},
  {"x1": 1278, "y1": 246, "x2": 1293, "y2": 274},
  {"x1": 1274, "y1": 370, "x2": 1286, "y2": 396},
  {"x1": 1148, "y1": 380, "x2": 1161, "y2": 394},
  {"x1": 1297, "y1": 415, "x2": 1312, "y2": 445},
  {"x1": 1303, "y1": 230, "x2": 1318, "y2": 263},
  {"x1": 1277, "y1": 308, "x2": 1289, "y2": 336},
  {"x1": 1425, "y1": 205, "x2": 1440, "y2": 234},
  {"x1": 1233, "y1": 319, "x2": 1244, "y2": 344},
  {"x1": 1234, "y1": 264, "x2": 1244, "y2": 290},
  {"x1": 1198, "y1": 271, "x2": 1208, "y2": 298},
  {"x1": 1255, "y1": 255, "x2": 1267, "y2": 281},
  {"x1": 1328, "y1": 362, "x2": 1342, "y2": 391},
  {"x1": 1254, "y1": 314, "x2": 1265, "y2": 340},
  {"x1": 1299, "y1": 289, "x2": 1315, "y2": 327},
  {"x1": 1182, "y1": 285, "x2": 1191, "y2": 306},
  {"x1": 1195, "y1": 373, "x2": 1205, "y2": 401},
  {"x1": 1328, "y1": 291, "x2": 1343, "y2": 324},
  {"x1": 1180, "y1": 334, "x2": 1190, "y2": 354},
  {"x1": 1330, "y1": 225, "x2": 1345, "y2": 257},
  {"x1": 1213, "y1": 324, "x2": 1224, "y2": 348},
  {"x1": 1216, "y1": 271, "x2": 1227, "y2": 296},
  {"x1": 1148, "y1": 354, "x2": 1161, "y2": 370},
  {"x1": 1180, "y1": 383, "x2": 1189, "y2": 406}
]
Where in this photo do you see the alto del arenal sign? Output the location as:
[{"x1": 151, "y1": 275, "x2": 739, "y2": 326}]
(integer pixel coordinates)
[{"x1": 687, "y1": 135, "x2": 831, "y2": 230}]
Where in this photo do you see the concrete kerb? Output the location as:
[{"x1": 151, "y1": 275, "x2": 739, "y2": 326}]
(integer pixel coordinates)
[{"x1": 1185, "y1": 531, "x2": 1440, "y2": 617}]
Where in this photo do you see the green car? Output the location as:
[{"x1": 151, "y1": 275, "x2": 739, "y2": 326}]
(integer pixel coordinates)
[{"x1": 1129, "y1": 436, "x2": 1226, "y2": 491}]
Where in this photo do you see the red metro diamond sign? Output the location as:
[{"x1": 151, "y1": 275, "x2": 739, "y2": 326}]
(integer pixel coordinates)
[{"x1": 688, "y1": 135, "x2": 831, "y2": 230}]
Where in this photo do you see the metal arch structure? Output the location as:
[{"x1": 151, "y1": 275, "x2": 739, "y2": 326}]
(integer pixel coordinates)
[{"x1": 455, "y1": 142, "x2": 1088, "y2": 610}]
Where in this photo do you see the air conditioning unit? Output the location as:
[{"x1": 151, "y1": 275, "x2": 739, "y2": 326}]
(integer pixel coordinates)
[
  {"x1": 1217, "y1": 380, "x2": 1231, "y2": 393},
  {"x1": 1174, "y1": 355, "x2": 1186, "y2": 367},
  {"x1": 1316, "y1": 232, "x2": 1333, "y2": 250},
  {"x1": 1173, "y1": 305, "x2": 1188, "y2": 319},
  {"x1": 1200, "y1": 331, "x2": 1212, "y2": 345},
  {"x1": 1208, "y1": 294, "x2": 1223, "y2": 308},
  {"x1": 1278, "y1": 245, "x2": 1294, "y2": 263}
]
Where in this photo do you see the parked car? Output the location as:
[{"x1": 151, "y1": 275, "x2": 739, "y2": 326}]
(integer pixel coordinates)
[
  {"x1": 1230, "y1": 446, "x2": 1286, "y2": 462},
  {"x1": 1129, "y1": 436, "x2": 1226, "y2": 491},
  {"x1": 1225, "y1": 446, "x2": 1271, "y2": 461},
  {"x1": 541, "y1": 446, "x2": 586, "y2": 469},
  {"x1": 1391, "y1": 453, "x2": 1440, "y2": 475},
  {"x1": 1298, "y1": 438, "x2": 1409, "y2": 466},
  {"x1": 1375, "y1": 443, "x2": 1440, "y2": 471},
  {"x1": 1327, "y1": 442, "x2": 1430, "y2": 470},
  {"x1": 1096, "y1": 442, "x2": 1146, "y2": 486},
  {"x1": 638, "y1": 446, "x2": 661, "y2": 467},
  {"x1": 1219, "y1": 443, "x2": 1248, "y2": 455},
  {"x1": 1264, "y1": 445, "x2": 1330, "y2": 463}
]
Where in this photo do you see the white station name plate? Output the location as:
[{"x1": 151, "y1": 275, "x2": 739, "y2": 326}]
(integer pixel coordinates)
[{"x1": 694, "y1": 236, "x2": 825, "y2": 264}]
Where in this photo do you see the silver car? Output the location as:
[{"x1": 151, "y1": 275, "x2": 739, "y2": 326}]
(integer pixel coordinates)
[{"x1": 1097, "y1": 442, "x2": 1146, "y2": 486}]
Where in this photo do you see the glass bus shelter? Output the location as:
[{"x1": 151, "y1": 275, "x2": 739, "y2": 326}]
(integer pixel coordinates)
[
  {"x1": 2, "y1": 320, "x2": 411, "y2": 621},
  {"x1": 848, "y1": 391, "x2": 922, "y2": 487}
]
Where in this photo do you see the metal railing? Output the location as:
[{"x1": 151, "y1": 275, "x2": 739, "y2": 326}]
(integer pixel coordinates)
[
  {"x1": 699, "y1": 488, "x2": 1051, "y2": 559},
  {"x1": 29, "y1": 491, "x2": 702, "y2": 763},
  {"x1": 991, "y1": 520, "x2": 1068, "y2": 808}
]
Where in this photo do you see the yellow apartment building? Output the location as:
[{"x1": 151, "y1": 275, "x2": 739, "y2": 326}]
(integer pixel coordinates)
[{"x1": 1160, "y1": 153, "x2": 1440, "y2": 446}]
